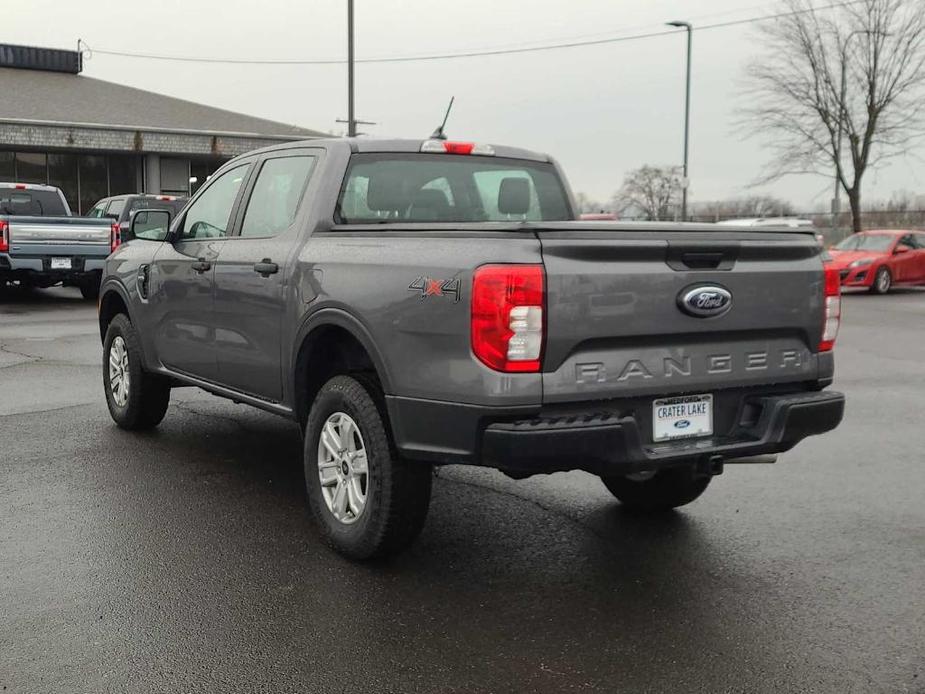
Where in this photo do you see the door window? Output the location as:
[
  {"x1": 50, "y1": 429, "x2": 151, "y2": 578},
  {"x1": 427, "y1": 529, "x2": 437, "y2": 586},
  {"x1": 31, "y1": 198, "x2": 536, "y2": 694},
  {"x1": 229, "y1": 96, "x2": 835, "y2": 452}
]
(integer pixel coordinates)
[
  {"x1": 87, "y1": 201, "x2": 108, "y2": 218},
  {"x1": 179, "y1": 164, "x2": 250, "y2": 240},
  {"x1": 106, "y1": 199, "x2": 125, "y2": 219},
  {"x1": 240, "y1": 156, "x2": 315, "y2": 238}
]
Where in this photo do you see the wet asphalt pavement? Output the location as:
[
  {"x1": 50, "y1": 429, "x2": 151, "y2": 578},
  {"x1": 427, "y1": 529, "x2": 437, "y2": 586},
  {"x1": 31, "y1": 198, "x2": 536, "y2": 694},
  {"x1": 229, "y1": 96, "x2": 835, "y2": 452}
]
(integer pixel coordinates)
[{"x1": 1, "y1": 286, "x2": 923, "y2": 693}]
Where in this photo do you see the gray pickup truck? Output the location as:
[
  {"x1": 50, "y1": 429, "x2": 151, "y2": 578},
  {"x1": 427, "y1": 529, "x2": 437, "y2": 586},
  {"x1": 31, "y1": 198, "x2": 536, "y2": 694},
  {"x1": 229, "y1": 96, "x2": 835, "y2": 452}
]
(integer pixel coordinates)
[
  {"x1": 97, "y1": 138, "x2": 845, "y2": 559},
  {"x1": 0, "y1": 182, "x2": 117, "y2": 299}
]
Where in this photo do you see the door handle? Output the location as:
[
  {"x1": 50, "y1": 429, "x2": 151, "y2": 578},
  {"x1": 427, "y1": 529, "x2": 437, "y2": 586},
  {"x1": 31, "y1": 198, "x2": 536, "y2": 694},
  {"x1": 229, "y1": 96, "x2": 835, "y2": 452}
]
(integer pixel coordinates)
[
  {"x1": 253, "y1": 258, "x2": 279, "y2": 277},
  {"x1": 192, "y1": 258, "x2": 211, "y2": 273}
]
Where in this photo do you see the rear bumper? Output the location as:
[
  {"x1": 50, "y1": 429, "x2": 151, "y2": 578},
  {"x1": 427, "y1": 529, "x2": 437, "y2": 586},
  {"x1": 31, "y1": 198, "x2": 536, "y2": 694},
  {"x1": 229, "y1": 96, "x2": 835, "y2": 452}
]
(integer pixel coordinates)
[
  {"x1": 0, "y1": 252, "x2": 105, "y2": 278},
  {"x1": 388, "y1": 389, "x2": 844, "y2": 475}
]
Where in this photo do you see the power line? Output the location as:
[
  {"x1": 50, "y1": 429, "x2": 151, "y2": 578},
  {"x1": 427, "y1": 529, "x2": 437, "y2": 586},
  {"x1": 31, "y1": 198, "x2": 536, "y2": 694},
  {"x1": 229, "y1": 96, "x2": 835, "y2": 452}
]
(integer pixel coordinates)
[{"x1": 84, "y1": 1, "x2": 862, "y2": 67}]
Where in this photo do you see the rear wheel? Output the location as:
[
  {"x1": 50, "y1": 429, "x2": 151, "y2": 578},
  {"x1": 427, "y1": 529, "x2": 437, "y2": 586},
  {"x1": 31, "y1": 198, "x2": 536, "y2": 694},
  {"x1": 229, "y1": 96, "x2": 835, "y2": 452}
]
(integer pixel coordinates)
[
  {"x1": 870, "y1": 266, "x2": 892, "y2": 294},
  {"x1": 103, "y1": 314, "x2": 171, "y2": 430},
  {"x1": 80, "y1": 278, "x2": 100, "y2": 300},
  {"x1": 304, "y1": 375, "x2": 432, "y2": 560},
  {"x1": 600, "y1": 465, "x2": 711, "y2": 512}
]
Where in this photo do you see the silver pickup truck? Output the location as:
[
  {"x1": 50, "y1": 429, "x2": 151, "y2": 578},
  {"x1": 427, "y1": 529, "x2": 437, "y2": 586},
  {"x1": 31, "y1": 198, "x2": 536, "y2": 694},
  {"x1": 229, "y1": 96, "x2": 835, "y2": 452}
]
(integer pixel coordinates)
[
  {"x1": 0, "y1": 182, "x2": 116, "y2": 299},
  {"x1": 97, "y1": 137, "x2": 845, "y2": 559}
]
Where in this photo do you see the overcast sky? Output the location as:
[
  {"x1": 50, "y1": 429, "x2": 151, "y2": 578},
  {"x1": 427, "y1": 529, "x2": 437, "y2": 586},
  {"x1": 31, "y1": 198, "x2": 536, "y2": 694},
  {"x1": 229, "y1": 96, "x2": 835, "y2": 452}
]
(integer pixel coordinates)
[{"x1": 9, "y1": 0, "x2": 925, "y2": 209}]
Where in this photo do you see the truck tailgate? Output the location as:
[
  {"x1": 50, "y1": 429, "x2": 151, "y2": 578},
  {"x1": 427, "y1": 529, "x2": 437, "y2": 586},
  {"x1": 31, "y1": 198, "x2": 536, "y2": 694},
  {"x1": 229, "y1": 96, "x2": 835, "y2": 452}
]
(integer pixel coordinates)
[
  {"x1": 8, "y1": 217, "x2": 112, "y2": 258},
  {"x1": 536, "y1": 225, "x2": 825, "y2": 403}
]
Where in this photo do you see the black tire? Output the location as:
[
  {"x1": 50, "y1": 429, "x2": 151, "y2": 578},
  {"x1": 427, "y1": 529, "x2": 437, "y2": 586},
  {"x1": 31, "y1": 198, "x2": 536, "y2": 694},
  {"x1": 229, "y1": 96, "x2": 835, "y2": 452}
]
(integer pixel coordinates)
[
  {"x1": 102, "y1": 314, "x2": 171, "y2": 430},
  {"x1": 870, "y1": 266, "x2": 892, "y2": 294},
  {"x1": 600, "y1": 465, "x2": 711, "y2": 513},
  {"x1": 80, "y1": 280, "x2": 100, "y2": 300},
  {"x1": 304, "y1": 374, "x2": 432, "y2": 560}
]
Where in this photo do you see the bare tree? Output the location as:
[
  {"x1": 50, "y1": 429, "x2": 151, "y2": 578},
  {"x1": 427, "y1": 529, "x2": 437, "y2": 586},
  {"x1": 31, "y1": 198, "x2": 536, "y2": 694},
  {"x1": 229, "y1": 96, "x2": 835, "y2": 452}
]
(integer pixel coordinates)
[
  {"x1": 613, "y1": 165, "x2": 682, "y2": 220},
  {"x1": 696, "y1": 195, "x2": 796, "y2": 221},
  {"x1": 741, "y1": 0, "x2": 925, "y2": 232},
  {"x1": 574, "y1": 192, "x2": 608, "y2": 214}
]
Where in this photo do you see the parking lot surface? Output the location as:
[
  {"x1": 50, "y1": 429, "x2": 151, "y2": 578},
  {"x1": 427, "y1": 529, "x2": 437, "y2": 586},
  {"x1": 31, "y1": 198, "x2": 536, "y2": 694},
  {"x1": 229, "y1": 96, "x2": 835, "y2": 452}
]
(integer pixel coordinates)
[{"x1": 1, "y1": 286, "x2": 923, "y2": 693}]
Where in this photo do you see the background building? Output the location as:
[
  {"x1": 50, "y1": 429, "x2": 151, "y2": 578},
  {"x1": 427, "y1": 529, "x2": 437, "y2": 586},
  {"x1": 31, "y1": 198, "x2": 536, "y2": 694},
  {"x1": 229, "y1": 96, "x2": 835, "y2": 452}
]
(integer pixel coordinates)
[{"x1": 0, "y1": 43, "x2": 326, "y2": 213}]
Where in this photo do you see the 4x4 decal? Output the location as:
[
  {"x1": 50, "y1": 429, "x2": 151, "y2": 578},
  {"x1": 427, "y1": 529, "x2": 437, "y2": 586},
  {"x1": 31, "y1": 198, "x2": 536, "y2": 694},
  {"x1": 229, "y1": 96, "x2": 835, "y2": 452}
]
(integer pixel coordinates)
[{"x1": 408, "y1": 276, "x2": 461, "y2": 302}]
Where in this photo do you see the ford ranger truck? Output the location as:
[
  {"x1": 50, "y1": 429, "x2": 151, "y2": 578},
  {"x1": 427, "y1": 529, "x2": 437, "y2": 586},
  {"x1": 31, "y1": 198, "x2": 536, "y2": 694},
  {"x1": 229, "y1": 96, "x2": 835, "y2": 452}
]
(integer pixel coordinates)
[
  {"x1": 96, "y1": 138, "x2": 845, "y2": 559},
  {"x1": 0, "y1": 182, "x2": 118, "y2": 299}
]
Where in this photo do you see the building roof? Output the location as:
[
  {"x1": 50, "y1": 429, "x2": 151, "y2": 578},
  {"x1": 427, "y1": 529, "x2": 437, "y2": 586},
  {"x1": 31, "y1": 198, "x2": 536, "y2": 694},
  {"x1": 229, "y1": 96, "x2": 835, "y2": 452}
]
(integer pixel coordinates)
[{"x1": 0, "y1": 66, "x2": 327, "y2": 139}]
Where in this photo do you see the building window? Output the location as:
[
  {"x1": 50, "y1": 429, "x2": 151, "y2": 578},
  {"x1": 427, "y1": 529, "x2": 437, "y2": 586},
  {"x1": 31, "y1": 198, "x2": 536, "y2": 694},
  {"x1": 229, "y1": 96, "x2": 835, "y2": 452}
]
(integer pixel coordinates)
[
  {"x1": 79, "y1": 155, "x2": 107, "y2": 215},
  {"x1": 108, "y1": 155, "x2": 138, "y2": 196},
  {"x1": 15, "y1": 152, "x2": 47, "y2": 184},
  {"x1": 48, "y1": 154, "x2": 79, "y2": 213},
  {"x1": 190, "y1": 160, "x2": 223, "y2": 196},
  {"x1": 0, "y1": 152, "x2": 13, "y2": 179}
]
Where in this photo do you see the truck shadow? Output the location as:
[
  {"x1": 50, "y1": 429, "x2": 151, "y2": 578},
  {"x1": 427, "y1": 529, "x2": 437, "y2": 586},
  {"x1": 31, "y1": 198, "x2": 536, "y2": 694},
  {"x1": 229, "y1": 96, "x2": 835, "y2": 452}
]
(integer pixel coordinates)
[
  {"x1": 0, "y1": 284, "x2": 87, "y2": 307},
  {"x1": 101, "y1": 402, "x2": 795, "y2": 689}
]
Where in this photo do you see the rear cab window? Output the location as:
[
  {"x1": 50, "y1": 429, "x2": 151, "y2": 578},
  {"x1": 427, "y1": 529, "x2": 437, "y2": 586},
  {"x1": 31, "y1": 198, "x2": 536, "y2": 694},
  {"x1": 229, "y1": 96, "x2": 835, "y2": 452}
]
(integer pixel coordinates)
[
  {"x1": 335, "y1": 153, "x2": 571, "y2": 224},
  {"x1": 0, "y1": 189, "x2": 69, "y2": 217}
]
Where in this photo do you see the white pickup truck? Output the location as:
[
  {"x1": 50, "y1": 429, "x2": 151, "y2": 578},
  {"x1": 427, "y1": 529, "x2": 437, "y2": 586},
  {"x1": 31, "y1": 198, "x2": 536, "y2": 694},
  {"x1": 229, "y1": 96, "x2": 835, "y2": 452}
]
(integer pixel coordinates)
[{"x1": 0, "y1": 182, "x2": 117, "y2": 299}]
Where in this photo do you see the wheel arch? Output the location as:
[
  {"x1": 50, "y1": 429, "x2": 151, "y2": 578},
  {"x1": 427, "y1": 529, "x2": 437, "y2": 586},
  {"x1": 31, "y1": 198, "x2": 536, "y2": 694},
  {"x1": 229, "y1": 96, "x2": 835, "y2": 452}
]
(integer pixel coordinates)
[
  {"x1": 98, "y1": 281, "x2": 134, "y2": 342},
  {"x1": 292, "y1": 308, "x2": 393, "y2": 427}
]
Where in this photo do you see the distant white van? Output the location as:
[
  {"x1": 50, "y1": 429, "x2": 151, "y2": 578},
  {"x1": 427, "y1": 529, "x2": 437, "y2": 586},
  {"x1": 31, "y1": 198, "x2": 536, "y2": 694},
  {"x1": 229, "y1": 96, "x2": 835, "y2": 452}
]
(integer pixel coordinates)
[{"x1": 716, "y1": 217, "x2": 814, "y2": 228}]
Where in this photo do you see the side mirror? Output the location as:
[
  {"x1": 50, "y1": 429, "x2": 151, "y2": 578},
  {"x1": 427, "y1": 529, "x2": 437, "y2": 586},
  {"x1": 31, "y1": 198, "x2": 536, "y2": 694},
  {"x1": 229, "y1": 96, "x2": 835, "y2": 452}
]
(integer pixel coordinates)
[
  {"x1": 895, "y1": 244, "x2": 912, "y2": 254},
  {"x1": 130, "y1": 209, "x2": 172, "y2": 242}
]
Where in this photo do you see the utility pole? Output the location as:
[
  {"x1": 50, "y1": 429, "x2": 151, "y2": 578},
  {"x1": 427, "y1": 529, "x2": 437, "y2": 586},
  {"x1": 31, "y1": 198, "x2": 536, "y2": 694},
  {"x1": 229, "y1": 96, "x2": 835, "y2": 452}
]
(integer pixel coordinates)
[
  {"x1": 667, "y1": 21, "x2": 692, "y2": 221},
  {"x1": 347, "y1": 0, "x2": 356, "y2": 137}
]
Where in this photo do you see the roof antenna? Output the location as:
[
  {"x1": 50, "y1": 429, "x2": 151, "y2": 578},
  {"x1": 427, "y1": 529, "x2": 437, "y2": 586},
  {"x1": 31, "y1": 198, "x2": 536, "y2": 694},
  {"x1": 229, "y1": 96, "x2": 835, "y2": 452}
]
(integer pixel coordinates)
[{"x1": 430, "y1": 96, "x2": 455, "y2": 140}]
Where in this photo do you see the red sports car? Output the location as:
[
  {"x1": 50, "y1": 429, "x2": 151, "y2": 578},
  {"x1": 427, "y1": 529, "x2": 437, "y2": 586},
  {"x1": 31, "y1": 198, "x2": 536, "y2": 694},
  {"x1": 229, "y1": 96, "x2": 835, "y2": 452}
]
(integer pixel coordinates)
[{"x1": 826, "y1": 229, "x2": 925, "y2": 294}]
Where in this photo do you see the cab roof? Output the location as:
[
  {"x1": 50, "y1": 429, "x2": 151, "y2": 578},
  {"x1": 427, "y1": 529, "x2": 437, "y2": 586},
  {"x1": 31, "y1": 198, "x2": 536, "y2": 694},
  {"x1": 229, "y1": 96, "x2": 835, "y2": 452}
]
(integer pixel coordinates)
[{"x1": 248, "y1": 137, "x2": 553, "y2": 163}]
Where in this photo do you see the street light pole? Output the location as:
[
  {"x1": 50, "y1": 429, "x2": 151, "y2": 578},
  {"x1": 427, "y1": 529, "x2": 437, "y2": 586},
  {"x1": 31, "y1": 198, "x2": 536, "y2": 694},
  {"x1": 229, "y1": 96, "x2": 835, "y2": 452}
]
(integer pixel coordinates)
[
  {"x1": 667, "y1": 21, "x2": 692, "y2": 221},
  {"x1": 347, "y1": 0, "x2": 356, "y2": 137}
]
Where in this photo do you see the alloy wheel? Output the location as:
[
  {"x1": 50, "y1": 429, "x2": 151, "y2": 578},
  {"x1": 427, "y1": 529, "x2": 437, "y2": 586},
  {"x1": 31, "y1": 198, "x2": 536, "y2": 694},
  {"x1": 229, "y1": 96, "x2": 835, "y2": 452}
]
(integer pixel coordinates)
[
  {"x1": 317, "y1": 412, "x2": 369, "y2": 524},
  {"x1": 108, "y1": 336, "x2": 130, "y2": 407}
]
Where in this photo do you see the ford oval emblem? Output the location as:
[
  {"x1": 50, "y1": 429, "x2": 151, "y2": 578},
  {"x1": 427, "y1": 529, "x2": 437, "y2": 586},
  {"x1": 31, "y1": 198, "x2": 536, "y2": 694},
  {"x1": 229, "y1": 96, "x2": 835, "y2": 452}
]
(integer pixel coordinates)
[
  {"x1": 674, "y1": 419, "x2": 691, "y2": 429},
  {"x1": 678, "y1": 285, "x2": 733, "y2": 318}
]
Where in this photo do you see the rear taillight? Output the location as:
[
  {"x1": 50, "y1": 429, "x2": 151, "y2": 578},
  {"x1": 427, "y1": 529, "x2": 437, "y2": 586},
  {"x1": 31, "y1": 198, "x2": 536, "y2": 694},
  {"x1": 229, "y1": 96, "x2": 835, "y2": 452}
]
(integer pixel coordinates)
[
  {"x1": 471, "y1": 264, "x2": 544, "y2": 372},
  {"x1": 110, "y1": 222, "x2": 121, "y2": 253},
  {"x1": 0, "y1": 220, "x2": 8, "y2": 252},
  {"x1": 819, "y1": 265, "x2": 841, "y2": 352}
]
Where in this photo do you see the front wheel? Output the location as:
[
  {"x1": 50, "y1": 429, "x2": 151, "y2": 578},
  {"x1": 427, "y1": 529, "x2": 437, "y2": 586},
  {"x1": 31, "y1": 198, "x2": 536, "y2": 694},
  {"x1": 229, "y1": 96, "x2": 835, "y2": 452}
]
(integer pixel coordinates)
[
  {"x1": 103, "y1": 314, "x2": 171, "y2": 430},
  {"x1": 304, "y1": 375, "x2": 432, "y2": 560},
  {"x1": 600, "y1": 465, "x2": 711, "y2": 513},
  {"x1": 870, "y1": 266, "x2": 892, "y2": 294}
]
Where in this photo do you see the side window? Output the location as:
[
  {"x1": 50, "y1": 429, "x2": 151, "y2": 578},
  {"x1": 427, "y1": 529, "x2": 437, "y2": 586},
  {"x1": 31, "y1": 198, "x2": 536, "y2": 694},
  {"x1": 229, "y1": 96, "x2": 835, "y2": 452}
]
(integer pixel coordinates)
[
  {"x1": 179, "y1": 164, "x2": 250, "y2": 241},
  {"x1": 899, "y1": 234, "x2": 916, "y2": 249},
  {"x1": 87, "y1": 201, "x2": 107, "y2": 218},
  {"x1": 106, "y1": 199, "x2": 125, "y2": 219},
  {"x1": 240, "y1": 156, "x2": 315, "y2": 238}
]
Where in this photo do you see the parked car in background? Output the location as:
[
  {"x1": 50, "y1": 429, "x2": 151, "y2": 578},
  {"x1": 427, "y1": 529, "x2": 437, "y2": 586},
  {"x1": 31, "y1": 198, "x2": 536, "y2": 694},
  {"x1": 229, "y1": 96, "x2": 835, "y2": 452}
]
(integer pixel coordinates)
[
  {"x1": 88, "y1": 194, "x2": 188, "y2": 242},
  {"x1": 97, "y1": 137, "x2": 844, "y2": 560},
  {"x1": 0, "y1": 182, "x2": 117, "y2": 299},
  {"x1": 826, "y1": 229, "x2": 925, "y2": 294},
  {"x1": 579, "y1": 212, "x2": 617, "y2": 221}
]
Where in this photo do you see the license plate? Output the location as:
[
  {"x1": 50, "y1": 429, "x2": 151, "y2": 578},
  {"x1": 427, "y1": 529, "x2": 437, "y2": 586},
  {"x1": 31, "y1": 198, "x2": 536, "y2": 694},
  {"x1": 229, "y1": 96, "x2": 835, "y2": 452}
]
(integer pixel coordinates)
[
  {"x1": 653, "y1": 394, "x2": 713, "y2": 442},
  {"x1": 50, "y1": 257, "x2": 71, "y2": 269}
]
